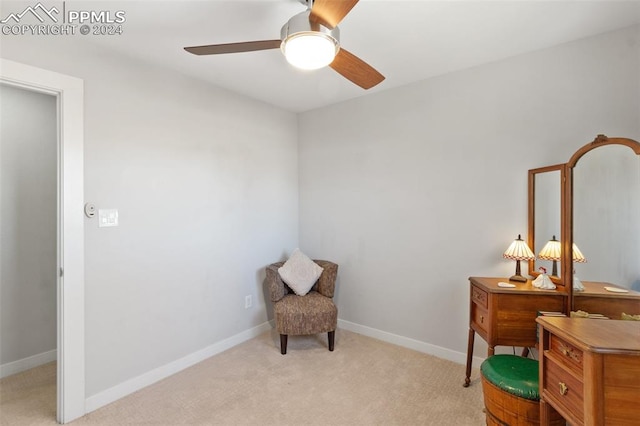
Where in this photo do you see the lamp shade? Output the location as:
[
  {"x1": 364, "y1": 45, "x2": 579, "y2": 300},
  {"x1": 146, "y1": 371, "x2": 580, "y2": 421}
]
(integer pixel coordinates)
[
  {"x1": 282, "y1": 32, "x2": 338, "y2": 70},
  {"x1": 503, "y1": 235, "x2": 536, "y2": 261},
  {"x1": 538, "y1": 235, "x2": 561, "y2": 261},
  {"x1": 280, "y1": 11, "x2": 340, "y2": 70},
  {"x1": 572, "y1": 243, "x2": 587, "y2": 263}
]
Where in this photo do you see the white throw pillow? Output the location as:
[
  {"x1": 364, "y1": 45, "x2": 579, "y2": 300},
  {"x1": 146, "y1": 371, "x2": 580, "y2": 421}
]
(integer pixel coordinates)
[{"x1": 278, "y1": 248, "x2": 324, "y2": 296}]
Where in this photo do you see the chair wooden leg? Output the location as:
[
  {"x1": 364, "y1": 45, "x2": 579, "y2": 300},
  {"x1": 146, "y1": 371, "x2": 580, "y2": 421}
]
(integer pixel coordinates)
[
  {"x1": 328, "y1": 330, "x2": 335, "y2": 351},
  {"x1": 280, "y1": 334, "x2": 288, "y2": 355}
]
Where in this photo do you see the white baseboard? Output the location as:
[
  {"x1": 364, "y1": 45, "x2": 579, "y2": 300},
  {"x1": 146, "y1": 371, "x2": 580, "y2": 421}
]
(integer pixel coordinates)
[
  {"x1": 337, "y1": 319, "x2": 485, "y2": 367},
  {"x1": 85, "y1": 321, "x2": 272, "y2": 413},
  {"x1": 0, "y1": 349, "x2": 57, "y2": 379}
]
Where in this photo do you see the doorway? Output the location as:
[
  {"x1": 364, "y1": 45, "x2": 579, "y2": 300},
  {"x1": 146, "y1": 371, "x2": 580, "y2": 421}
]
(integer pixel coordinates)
[
  {"x1": 0, "y1": 83, "x2": 57, "y2": 373},
  {"x1": 0, "y1": 59, "x2": 85, "y2": 424}
]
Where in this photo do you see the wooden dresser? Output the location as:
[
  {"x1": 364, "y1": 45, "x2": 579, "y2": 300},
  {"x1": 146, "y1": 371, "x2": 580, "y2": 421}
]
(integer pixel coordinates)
[
  {"x1": 573, "y1": 281, "x2": 640, "y2": 319},
  {"x1": 464, "y1": 277, "x2": 566, "y2": 386},
  {"x1": 537, "y1": 317, "x2": 640, "y2": 425}
]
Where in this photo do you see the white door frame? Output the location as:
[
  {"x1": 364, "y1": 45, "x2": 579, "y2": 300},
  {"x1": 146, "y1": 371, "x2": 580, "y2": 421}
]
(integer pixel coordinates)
[{"x1": 1, "y1": 58, "x2": 85, "y2": 423}]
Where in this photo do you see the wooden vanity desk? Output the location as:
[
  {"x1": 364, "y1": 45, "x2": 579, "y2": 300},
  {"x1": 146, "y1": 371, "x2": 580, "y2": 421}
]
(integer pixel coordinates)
[
  {"x1": 464, "y1": 276, "x2": 566, "y2": 386},
  {"x1": 573, "y1": 281, "x2": 640, "y2": 319},
  {"x1": 537, "y1": 316, "x2": 640, "y2": 426}
]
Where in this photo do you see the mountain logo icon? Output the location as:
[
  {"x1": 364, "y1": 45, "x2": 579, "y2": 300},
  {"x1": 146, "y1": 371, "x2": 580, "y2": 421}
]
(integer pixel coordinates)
[{"x1": 1, "y1": 2, "x2": 60, "y2": 24}]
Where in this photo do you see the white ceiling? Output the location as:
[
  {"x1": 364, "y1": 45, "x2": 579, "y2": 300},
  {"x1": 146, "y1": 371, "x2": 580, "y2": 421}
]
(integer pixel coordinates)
[{"x1": 84, "y1": 0, "x2": 640, "y2": 112}]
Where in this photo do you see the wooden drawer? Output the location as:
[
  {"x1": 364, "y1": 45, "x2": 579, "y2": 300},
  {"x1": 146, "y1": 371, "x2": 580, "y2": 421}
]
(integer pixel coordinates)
[
  {"x1": 472, "y1": 285, "x2": 488, "y2": 309},
  {"x1": 543, "y1": 354, "x2": 584, "y2": 424},
  {"x1": 472, "y1": 304, "x2": 489, "y2": 335},
  {"x1": 549, "y1": 334, "x2": 583, "y2": 376}
]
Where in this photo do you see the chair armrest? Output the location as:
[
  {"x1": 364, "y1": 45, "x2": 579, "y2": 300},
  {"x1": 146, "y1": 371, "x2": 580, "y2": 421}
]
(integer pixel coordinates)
[
  {"x1": 314, "y1": 260, "x2": 338, "y2": 298},
  {"x1": 266, "y1": 262, "x2": 286, "y2": 302}
]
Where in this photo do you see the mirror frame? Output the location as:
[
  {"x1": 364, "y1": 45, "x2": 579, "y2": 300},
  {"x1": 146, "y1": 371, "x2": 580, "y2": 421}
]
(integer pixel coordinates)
[
  {"x1": 527, "y1": 164, "x2": 566, "y2": 286},
  {"x1": 563, "y1": 135, "x2": 640, "y2": 313}
]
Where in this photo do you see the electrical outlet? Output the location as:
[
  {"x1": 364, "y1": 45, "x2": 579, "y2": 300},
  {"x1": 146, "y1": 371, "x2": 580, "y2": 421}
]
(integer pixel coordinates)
[{"x1": 245, "y1": 295, "x2": 252, "y2": 309}]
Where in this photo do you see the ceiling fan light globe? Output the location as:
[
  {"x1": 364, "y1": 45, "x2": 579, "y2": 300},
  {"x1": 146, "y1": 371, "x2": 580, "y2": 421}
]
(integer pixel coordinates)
[{"x1": 282, "y1": 32, "x2": 338, "y2": 70}]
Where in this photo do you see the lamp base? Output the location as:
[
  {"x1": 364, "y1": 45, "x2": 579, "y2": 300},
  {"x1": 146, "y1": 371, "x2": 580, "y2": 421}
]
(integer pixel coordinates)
[
  {"x1": 508, "y1": 274, "x2": 528, "y2": 283},
  {"x1": 573, "y1": 274, "x2": 585, "y2": 292}
]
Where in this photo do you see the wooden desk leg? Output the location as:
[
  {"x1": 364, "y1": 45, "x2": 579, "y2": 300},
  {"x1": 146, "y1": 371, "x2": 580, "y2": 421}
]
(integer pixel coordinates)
[
  {"x1": 540, "y1": 398, "x2": 552, "y2": 426},
  {"x1": 488, "y1": 345, "x2": 495, "y2": 356},
  {"x1": 521, "y1": 347, "x2": 530, "y2": 358},
  {"x1": 464, "y1": 328, "x2": 475, "y2": 387}
]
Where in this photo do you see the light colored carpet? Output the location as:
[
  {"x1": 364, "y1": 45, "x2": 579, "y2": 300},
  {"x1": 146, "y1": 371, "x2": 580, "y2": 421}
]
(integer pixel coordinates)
[{"x1": 1, "y1": 329, "x2": 485, "y2": 425}]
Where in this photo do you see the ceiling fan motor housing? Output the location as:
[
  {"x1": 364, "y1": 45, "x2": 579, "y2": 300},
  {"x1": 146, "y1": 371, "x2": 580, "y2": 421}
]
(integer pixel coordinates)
[{"x1": 280, "y1": 11, "x2": 340, "y2": 63}]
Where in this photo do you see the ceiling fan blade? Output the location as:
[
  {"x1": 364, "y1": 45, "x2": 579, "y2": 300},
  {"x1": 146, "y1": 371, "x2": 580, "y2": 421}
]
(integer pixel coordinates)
[
  {"x1": 310, "y1": 0, "x2": 359, "y2": 28},
  {"x1": 184, "y1": 40, "x2": 281, "y2": 56},
  {"x1": 330, "y1": 48, "x2": 384, "y2": 90}
]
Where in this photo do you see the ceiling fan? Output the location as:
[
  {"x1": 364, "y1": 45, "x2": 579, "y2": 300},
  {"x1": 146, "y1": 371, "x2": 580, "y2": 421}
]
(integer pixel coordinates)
[{"x1": 184, "y1": 0, "x2": 385, "y2": 90}]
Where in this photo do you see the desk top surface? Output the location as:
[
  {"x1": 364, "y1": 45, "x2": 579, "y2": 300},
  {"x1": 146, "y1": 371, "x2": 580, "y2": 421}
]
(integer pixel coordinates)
[
  {"x1": 536, "y1": 316, "x2": 640, "y2": 353},
  {"x1": 470, "y1": 277, "x2": 640, "y2": 299},
  {"x1": 469, "y1": 276, "x2": 567, "y2": 296},
  {"x1": 577, "y1": 281, "x2": 640, "y2": 299}
]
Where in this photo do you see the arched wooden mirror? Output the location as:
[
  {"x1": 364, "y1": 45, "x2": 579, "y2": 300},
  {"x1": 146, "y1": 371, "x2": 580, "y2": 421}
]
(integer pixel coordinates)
[
  {"x1": 527, "y1": 164, "x2": 565, "y2": 285},
  {"x1": 564, "y1": 135, "x2": 640, "y2": 318}
]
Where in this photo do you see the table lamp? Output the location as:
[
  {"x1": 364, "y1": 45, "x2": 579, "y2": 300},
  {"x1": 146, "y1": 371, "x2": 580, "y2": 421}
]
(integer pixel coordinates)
[
  {"x1": 503, "y1": 234, "x2": 536, "y2": 282},
  {"x1": 572, "y1": 243, "x2": 587, "y2": 291},
  {"x1": 538, "y1": 235, "x2": 561, "y2": 277}
]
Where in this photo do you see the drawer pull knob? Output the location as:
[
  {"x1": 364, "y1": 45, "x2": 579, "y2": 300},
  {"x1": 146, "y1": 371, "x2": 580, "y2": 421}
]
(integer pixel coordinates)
[
  {"x1": 559, "y1": 382, "x2": 568, "y2": 396},
  {"x1": 480, "y1": 316, "x2": 484, "y2": 323},
  {"x1": 559, "y1": 344, "x2": 581, "y2": 362}
]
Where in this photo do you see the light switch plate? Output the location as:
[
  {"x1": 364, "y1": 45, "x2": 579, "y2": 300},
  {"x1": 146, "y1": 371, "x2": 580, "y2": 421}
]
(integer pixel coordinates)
[{"x1": 98, "y1": 209, "x2": 118, "y2": 227}]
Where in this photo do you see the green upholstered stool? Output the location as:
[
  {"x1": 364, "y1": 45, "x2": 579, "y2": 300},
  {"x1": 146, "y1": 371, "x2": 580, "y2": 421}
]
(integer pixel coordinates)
[{"x1": 480, "y1": 355, "x2": 564, "y2": 426}]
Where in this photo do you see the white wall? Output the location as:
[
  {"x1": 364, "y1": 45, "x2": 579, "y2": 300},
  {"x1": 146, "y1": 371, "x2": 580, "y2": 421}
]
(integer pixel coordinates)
[
  {"x1": 298, "y1": 25, "x2": 640, "y2": 356},
  {"x1": 0, "y1": 84, "x2": 57, "y2": 373},
  {"x1": 0, "y1": 36, "x2": 299, "y2": 398}
]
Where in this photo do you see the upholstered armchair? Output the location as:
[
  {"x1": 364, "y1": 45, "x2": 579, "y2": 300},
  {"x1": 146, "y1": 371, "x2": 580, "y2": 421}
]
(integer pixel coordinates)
[{"x1": 265, "y1": 260, "x2": 338, "y2": 354}]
